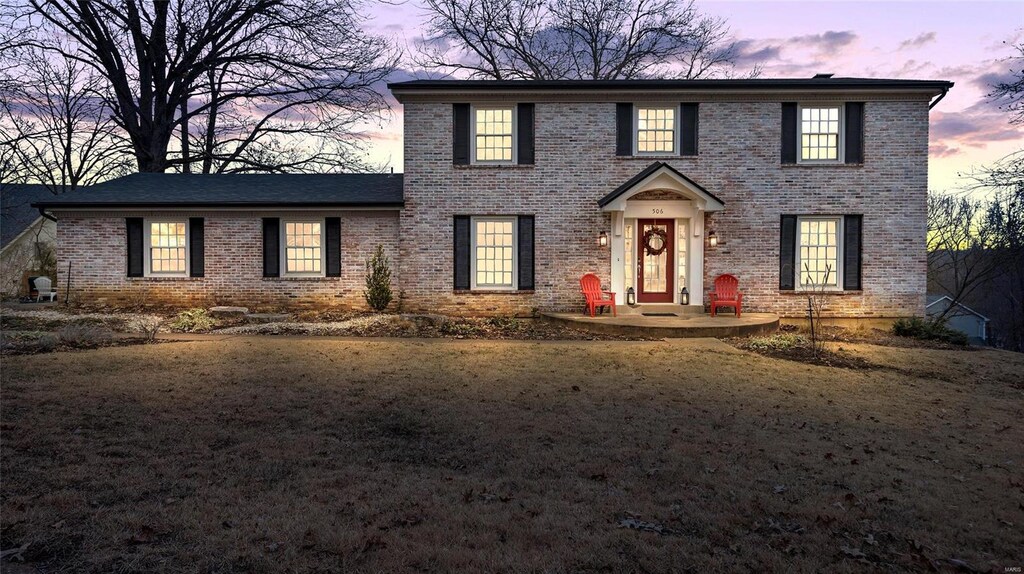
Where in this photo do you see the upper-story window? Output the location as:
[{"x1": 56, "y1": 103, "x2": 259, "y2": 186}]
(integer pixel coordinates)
[
  {"x1": 799, "y1": 105, "x2": 842, "y2": 162},
  {"x1": 473, "y1": 106, "x2": 515, "y2": 163},
  {"x1": 635, "y1": 106, "x2": 677, "y2": 154}
]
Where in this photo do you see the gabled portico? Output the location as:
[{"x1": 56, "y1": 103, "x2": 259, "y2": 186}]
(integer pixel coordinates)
[{"x1": 599, "y1": 162, "x2": 725, "y2": 308}]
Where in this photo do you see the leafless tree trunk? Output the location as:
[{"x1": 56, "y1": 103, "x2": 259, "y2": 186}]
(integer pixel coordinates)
[
  {"x1": 418, "y1": 0, "x2": 747, "y2": 80},
  {"x1": 5, "y1": 0, "x2": 399, "y2": 173}
]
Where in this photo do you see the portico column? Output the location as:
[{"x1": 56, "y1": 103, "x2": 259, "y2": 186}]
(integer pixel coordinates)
[{"x1": 610, "y1": 211, "x2": 625, "y2": 304}]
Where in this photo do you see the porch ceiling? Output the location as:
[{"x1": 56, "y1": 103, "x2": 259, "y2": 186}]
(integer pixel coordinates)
[{"x1": 598, "y1": 162, "x2": 725, "y2": 212}]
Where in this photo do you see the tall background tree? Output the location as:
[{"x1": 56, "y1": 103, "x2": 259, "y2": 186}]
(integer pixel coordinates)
[
  {"x1": 2, "y1": 0, "x2": 399, "y2": 174},
  {"x1": 417, "y1": 0, "x2": 744, "y2": 80}
]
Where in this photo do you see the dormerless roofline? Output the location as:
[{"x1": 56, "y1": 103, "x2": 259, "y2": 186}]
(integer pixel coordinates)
[{"x1": 389, "y1": 78, "x2": 954, "y2": 94}]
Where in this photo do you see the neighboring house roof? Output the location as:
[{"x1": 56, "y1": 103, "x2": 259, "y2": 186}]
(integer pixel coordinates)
[
  {"x1": 2, "y1": 183, "x2": 57, "y2": 250},
  {"x1": 598, "y1": 162, "x2": 725, "y2": 209},
  {"x1": 926, "y1": 295, "x2": 989, "y2": 321},
  {"x1": 33, "y1": 173, "x2": 405, "y2": 210},
  {"x1": 389, "y1": 77, "x2": 954, "y2": 96}
]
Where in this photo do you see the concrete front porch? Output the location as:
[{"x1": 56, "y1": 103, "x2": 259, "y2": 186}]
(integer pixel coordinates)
[{"x1": 541, "y1": 305, "x2": 778, "y2": 338}]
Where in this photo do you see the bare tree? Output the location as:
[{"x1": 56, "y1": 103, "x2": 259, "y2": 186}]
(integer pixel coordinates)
[
  {"x1": 5, "y1": 0, "x2": 399, "y2": 173},
  {"x1": 0, "y1": 47, "x2": 131, "y2": 192},
  {"x1": 926, "y1": 193, "x2": 1006, "y2": 320},
  {"x1": 417, "y1": 0, "x2": 744, "y2": 80},
  {"x1": 988, "y1": 41, "x2": 1024, "y2": 124}
]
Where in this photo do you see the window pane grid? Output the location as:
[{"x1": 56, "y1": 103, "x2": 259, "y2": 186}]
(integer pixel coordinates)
[
  {"x1": 150, "y1": 222, "x2": 186, "y2": 273},
  {"x1": 637, "y1": 107, "x2": 675, "y2": 153},
  {"x1": 800, "y1": 107, "x2": 840, "y2": 161},
  {"x1": 285, "y1": 222, "x2": 322, "y2": 274},
  {"x1": 474, "y1": 219, "x2": 514, "y2": 287},
  {"x1": 475, "y1": 108, "x2": 514, "y2": 162},
  {"x1": 799, "y1": 219, "x2": 839, "y2": 286}
]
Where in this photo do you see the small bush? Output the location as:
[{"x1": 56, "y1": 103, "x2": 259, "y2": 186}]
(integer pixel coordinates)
[
  {"x1": 892, "y1": 317, "x2": 968, "y2": 345},
  {"x1": 170, "y1": 308, "x2": 216, "y2": 333},
  {"x1": 127, "y1": 316, "x2": 164, "y2": 341},
  {"x1": 57, "y1": 324, "x2": 113, "y2": 347},
  {"x1": 364, "y1": 244, "x2": 393, "y2": 312},
  {"x1": 745, "y1": 333, "x2": 809, "y2": 352},
  {"x1": 487, "y1": 315, "x2": 519, "y2": 330}
]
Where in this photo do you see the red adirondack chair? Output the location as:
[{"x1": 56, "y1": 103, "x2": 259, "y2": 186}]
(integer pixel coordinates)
[
  {"x1": 710, "y1": 274, "x2": 743, "y2": 317},
  {"x1": 580, "y1": 273, "x2": 616, "y2": 317}
]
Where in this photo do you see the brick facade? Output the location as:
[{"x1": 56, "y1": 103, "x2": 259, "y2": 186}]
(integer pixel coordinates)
[
  {"x1": 55, "y1": 211, "x2": 399, "y2": 310},
  {"x1": 397, "y1": 95, "x2": 930, "y2": 318}
]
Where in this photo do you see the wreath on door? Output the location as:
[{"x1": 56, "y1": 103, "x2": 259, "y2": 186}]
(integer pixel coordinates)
[{"x1": 642, "y1": 227, "x2": 668, "y2": 256}]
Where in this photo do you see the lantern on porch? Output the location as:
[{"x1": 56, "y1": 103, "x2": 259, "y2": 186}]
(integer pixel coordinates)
[
  {"x1": 708, "y1": 230, "x2": 718, "y2": 247},
  {"x1": 680, "y1": 287, "x2": 689, "y2": 306},
  {"x1": 626, "y1": 287, "x2": 636, "y2": 306},
  {"x1": 598, "y1": 231, "x2": 608, "y2": 247}
]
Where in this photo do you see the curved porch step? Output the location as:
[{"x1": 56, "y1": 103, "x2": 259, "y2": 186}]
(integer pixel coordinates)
[{"x1": 541, "y1": 311, "x2": 779, "y2": 338}]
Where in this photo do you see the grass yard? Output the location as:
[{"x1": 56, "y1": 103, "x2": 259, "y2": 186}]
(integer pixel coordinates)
[{"x1": 1, "y1": 337, "x2": 1022, "y2": 572}]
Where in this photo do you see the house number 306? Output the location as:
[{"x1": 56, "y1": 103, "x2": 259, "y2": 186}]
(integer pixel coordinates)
[{"x1": 651, "y1": 208, "x2": 665, "y2": 214}]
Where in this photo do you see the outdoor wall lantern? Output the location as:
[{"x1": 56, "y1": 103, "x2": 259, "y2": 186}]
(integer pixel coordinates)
[
  {"x1": 708, "y1": 230, "x2": 718, "y2": 247},
  {"x1": 598, "y1": 231, "x2": 608, "y2": 247},
  {"x1": 626, "y1": 287, "x2": 636, "y2": 306},
  {"x1": 680, "y1": 287, "x2": 690, "y2": 306}
]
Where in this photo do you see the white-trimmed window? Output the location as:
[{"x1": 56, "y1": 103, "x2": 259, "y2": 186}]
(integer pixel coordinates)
[
  {"x1": 796, "y1": 216, "x2": 842, "y2": 288},
  {"x1": 473, "y1": 106, "x2": 515, "y2": 163},
  {"x1": 799, "y1": 105, "x2": 843, "y2": 162},
  {"x1": 471, "y1": 217, "x2": 516, "y2": 289},
  {"x1": 635, "y1": 106, "x2": 677, "y2": 154},
  {"x1": 145, "y1": 220, "x2": 188, "y2": 276},
  {"x1": 282, "y1": 220, "x2": 324, "y2": 276}
]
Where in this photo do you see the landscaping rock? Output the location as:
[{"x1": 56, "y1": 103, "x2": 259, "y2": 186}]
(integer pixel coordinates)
[
  {"x1": 209, "y1": 306, "x2": 249, "y2": 317},
  {"x1": 245, "y1": 313, "x2": 291, "y2": 324}
]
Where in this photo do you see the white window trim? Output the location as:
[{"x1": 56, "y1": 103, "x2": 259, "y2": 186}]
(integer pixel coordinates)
[
  {"x1": 795, "y1": 215, "x2": 844, "y2": 290},
  {"x1": 633, "y1": 104, "x2": 680, "y2": 156},
  {"x1": 280, "y1": 218, "x2": 326, "y2": 278},
  {"x1": 470, "y1": 216, "x2": 518, "y2": 290},
  {"x1": 470, "y1": 104, "x2": 517, "y2": 165},
  {"x1": 143, "y1": 218, "x2": 189, "y2": 277},
  {"x1": 797, "y1": 103, "x2": 845, "y2": 165}
]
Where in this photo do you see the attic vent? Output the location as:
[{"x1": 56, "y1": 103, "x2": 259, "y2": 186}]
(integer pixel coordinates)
[{"x1": 813, "y1": 73, "x2": 834, "y2": 79}]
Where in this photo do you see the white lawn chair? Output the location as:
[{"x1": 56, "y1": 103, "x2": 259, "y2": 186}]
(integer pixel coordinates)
[{"x1": 34, "y1": 276, "x2": 57, "y2": 302}]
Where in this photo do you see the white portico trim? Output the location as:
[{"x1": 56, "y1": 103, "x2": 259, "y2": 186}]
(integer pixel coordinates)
[{"x1": 599, "y1": 162, "x2": 725, "y2": 307}]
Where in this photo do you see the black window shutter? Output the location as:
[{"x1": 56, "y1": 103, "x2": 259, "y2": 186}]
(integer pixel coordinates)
[
  {"x1": 781, "y1": 102, "x2": 798, "y2": 164},
  {"x1": 126, "y1": 217, "x2": 143, "y2": 277},
  {"x1": 325, "y1": 217, "x2": 341, "y2": 277},
  {"x1": 680, "y1": 103, "x2": 699, "y2": 156},
  {"x1": 517, "y1": 103, "x2": 535, "y2": 165},
  {"x1": 517, "y1": 215, "x2": 535, "y2": 290},
  {"x1": 843, "y1": 215, "x2": 862, "y2": 290},
  {"x1": 779, "y1": 215, "x2": 797, "y2": 290},
  {"x1": 188, "y1": 217, "x2": 204, "y2": 277},
  {"x1": 453, "y1": 103, "x2": 470, "y2": 165},
  {"x1": 615, "y1": 103, "x2": 632, "y2": 156},
  {"x1": 453, "y1": 215, "x2": 470, "y2": 289},
  {"x1": 845, "y1": 102, "x2": 864, "y2": 164},
  {"x1": 262, "y1": 217, "x2": 280, "y2": 277}
]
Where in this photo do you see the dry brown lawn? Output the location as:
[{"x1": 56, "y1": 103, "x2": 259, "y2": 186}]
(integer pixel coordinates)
[{"x1": 1, "y1": 337, "x2": 1022, "y2": 573}]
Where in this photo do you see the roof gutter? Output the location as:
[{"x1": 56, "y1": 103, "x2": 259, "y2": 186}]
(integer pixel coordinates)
[{"x1": 929, "y1": 84, "x2": 950, "y2": 109}]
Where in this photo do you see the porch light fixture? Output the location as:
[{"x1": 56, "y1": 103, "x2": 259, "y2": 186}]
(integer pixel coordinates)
[
  {"x1": 598, "y1": 231, "x2": 608, "y2": 247},
  {"x1": 708, "y1": 230, "x2": 718, "y2": 247},
  {"x1": 626, "y1": 287, "x2": 636, "y2": 306},
  {"x1": 680, "y1": 287, "x2": 689, "y2": 306}
]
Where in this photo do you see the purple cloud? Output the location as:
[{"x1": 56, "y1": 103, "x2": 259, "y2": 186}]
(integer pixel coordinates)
[{"x1": 898, "y1": 32, "x2": 937, "y2": 50}]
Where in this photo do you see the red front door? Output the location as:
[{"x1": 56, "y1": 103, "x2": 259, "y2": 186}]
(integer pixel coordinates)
[{"x1": 637, "y1": 219, "x2": 674, "y2": 303}]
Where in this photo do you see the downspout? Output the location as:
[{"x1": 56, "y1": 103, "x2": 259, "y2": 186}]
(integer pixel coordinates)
[
  {"x1": 929, "y1": 86, "x2": 949, "y2": 110},
  {"x1": 37, "y1": 206, "x2": 57, "y2": 222}
]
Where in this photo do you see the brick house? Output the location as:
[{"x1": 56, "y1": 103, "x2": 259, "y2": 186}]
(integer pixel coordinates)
[{"x1": 35, "y1": 77, "x2": 952, "y2": 318}]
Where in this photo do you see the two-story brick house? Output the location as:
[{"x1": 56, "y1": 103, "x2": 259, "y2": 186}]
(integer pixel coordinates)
[{"x1": 34, "y1": 77, "x2": 952, "y2": 319}]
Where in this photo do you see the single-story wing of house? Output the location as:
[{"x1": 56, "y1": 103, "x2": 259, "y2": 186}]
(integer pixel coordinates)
[{"x1": 2, "y1": 183, "x2": 58, "y2": 297}]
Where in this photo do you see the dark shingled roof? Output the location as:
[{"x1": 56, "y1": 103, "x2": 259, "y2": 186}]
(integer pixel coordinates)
[
  {"x1": 2, "y1": 184, "x2": 56, "y2": 249},
  {"x1": 389, "y1": 77, "x2": 954, "y2": 93},
  {"x1": 33, "y1": 173, "x2": 405, "y2": 209}
]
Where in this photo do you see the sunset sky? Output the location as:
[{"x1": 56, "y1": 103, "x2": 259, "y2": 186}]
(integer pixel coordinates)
[{"x1": 359, "y1": 0, "x2": 1023, "y2": 194}]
